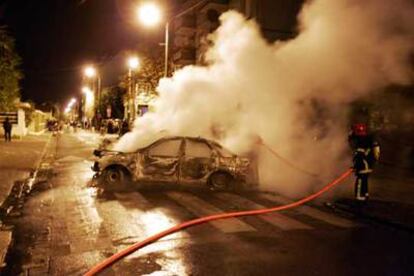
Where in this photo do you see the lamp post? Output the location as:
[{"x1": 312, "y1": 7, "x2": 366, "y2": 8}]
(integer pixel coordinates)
[
  {"x1": 81, "y1": 86, "x2": 94, "y2": 125},
  {"x1": 127, "y1": 56, "x2": 140, "y2": 122},
  {"x1": 137, "y1": 3, "x2": 167, "y2": 76},
  {"x1": 83, "y1": 65, "x2": 101, "y2": 120},
  {"x1": 64, "y1": 98, "x2": 77, "y2": 122},
  {"x1": 137, "y1": 1, "x2": 208, "y2": 77}
]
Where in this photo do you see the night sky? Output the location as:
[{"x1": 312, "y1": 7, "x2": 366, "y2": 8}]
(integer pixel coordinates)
[{"x1": 0, "y1": 0, "x2": 171, "y2": 106}]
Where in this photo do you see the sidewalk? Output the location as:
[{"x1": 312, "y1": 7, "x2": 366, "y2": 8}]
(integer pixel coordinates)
[
  {"x1": 0, "y1": 133, "x2": 51, "y2": 269},
  {"x1": 0, "y1": 134, "x2": 51, "y2": 207}
]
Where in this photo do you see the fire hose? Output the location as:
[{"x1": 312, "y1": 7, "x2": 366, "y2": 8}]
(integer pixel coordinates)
[
  {"x1": 258, "y1": 141, "x2": 319, "y2": 177},
  {"x1": 85, "y1": 167, "x2": 353, "y2": 275}
]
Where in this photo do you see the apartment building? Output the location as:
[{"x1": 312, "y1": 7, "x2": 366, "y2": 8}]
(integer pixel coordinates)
[{"x1": 171, "y1": 0, "x2": 304, "y2": 70}]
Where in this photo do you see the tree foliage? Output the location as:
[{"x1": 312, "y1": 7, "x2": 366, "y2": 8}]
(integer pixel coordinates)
[
  {"x1": 0, "y1": 26, "x2": 22, "y2": 111},
  {"x1": 98, "y1": 86, "x2": 125, "y2": 119},
  {"x1": 135, "y1": 46, "x2": 164, "y2": 94},
  {"x1": 119, "y1": 45, "x2": 164, "y2": 95},
  {"x1": 23, "y1": 100, "x2": 36, "y2": 126}
]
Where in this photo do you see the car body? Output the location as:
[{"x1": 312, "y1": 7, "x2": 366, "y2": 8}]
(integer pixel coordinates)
[{"x1": 92, "y1": 136, "x2": 258, "y2": 190}]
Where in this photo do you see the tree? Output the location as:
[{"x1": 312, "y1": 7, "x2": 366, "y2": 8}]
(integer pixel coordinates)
[
  {"x1": 23, "y1": 100, "x2": 36, "y2": 127},
  {"x1": 135, "y1": 46, "x2": 164, "y2": 95},
  {"x1": 38, "y1": 101, "x2": 60, "y2": 118},
  {"x1": 119, "y1": 45, "x2": 164, "y2": 95},
  {"x1": 0, "y1": 26, "x2": 23, "y2": 111},
  {"x1": 98, "y1": 86, "x2": 125, "y2": 119}
]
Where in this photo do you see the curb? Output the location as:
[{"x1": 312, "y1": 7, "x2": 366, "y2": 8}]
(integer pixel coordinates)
[
  {"x1": 26, "y1": 134, "x2": 54, "y2": 193},
  {"x1": 328, "y1": 201, "x2": 414, "y2": 232}
]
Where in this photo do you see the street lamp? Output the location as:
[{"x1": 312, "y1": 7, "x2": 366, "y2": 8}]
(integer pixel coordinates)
[
  {"x1": 128, "y1": 56, "x2": 140, "y2": 70},
  {"x1": 82, "y1": 86, "x2": 94, "y2": 101},
  {"x1": 83, "y1": 65, "x2": 102, "y2": 123},
  {"x1": 137, "y1": 1, "x2": 208, "y2": 78},
  {"x1": 66, "y1": 98, "x2": 76, "y2": 109},
  {"x1": 84, "y1": 66, "x2": 96, "y2": 78},
  {"x1": 127, "y1": 56, "x2": 140, "y2": 121},
  {"x1": 137, "y1": 3, "x2": 169, "y2": 77},
  {"x1": 64, "y1": 98, "x2": 78, "y2": 121},
  {"x1": 82, "y1": 86, "x2": 92, "y2": 94},
  {"x1": 82, "y1": 86, "x2": 94, "y2": 121},
  {"x1": 138, "y1": 3, "x2": 161, "y2": 27}
]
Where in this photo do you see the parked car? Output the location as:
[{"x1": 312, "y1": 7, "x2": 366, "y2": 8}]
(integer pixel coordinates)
[{"x1": 92, "y1": 136, "x2": 258, "y2": 191}]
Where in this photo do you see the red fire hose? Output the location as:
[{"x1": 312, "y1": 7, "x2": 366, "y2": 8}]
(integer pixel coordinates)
[
  {"x1": 85, "y1": 168, "x2": 353, "y2": 275},
  {"x1": 258, "y1": 140, "x2": 318, "y2": 177}
]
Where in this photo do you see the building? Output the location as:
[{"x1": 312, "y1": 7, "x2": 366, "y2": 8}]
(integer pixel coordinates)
[{"x1": 171, "y1": 0, "x2": 304, "y2": 70}]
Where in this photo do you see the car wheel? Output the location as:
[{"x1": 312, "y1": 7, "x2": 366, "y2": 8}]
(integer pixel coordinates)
[
  {"x1": 103, "y1": 167, "x2": 130, "y2": 191},
  {"x1": 208, "y1": 172, "x2": 234, "y2": 191}
]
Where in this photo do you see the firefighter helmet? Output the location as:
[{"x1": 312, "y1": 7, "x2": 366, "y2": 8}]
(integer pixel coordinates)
[{"x1": 352, "y1": 123, "x2": 368, "y2": 136}]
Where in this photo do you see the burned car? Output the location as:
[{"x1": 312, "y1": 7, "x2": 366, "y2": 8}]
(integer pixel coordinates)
[{"x1": 92, "y1": 136, "x2": 258, "y2": 191}]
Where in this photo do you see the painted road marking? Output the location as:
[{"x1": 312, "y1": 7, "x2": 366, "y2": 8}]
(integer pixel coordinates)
[
  {"x1": 94, "y1": 199, "x2": 144, "y2": 241},
  {"x1": 115, "y1": 192, "x2": 151, "y2": 207},
  {"x1": 216, "y1": 193, "x2": 312, "y2": 230},
  {"x1": 260, "y1": 194, "x2": 356, "y2": 228},
  {"x1": 167, "y1": 192, "x2": 256, "y2": 233},
  {"x1": 114, "y1": 192, "x2": 190, "y2": 240}
]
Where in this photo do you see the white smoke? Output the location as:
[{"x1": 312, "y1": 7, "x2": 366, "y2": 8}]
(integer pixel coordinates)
[{"x1": 115, "y1": 0, "x2": 414, "y2": 196}]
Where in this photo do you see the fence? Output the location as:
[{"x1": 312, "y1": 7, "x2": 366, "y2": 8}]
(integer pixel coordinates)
[
  {"x1": 0, "y1": 110, "x2": 26, "y2": 137},
  {"x1": 0, "y1": 112, "x2": 18, "y2": 124}
]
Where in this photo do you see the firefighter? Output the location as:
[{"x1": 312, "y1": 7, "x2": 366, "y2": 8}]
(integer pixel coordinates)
[{"x1": 348, "y1": 123, "x2": 380, "y2": 202}]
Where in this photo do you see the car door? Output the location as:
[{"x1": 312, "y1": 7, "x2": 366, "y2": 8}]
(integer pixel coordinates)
[
  {"x1": 180, "y1": 138, "x2": 216, "y2": 183},
  {"x1": 139, "y1": 138, "x2": 183, "y2": 182}
]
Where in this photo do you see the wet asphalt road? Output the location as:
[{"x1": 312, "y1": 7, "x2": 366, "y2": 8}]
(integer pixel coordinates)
[{"x1": 6, "y1": 132, "x2": 414, "y2": 275}]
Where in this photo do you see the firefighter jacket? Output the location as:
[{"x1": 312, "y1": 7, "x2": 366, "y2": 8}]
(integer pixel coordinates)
[{"x1": 349, "y1": 133, "x2": 380, "y2": 174}]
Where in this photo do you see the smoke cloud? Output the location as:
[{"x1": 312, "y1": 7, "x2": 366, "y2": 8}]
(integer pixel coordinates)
[{"x1": 115, "y1": 0, "x2": 414, "y2": 196}]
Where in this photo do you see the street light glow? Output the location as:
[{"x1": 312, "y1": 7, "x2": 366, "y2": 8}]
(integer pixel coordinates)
[
  {"x1": 82, "y1": 86, "x2": 92, "y2": 93},
  {"x1": 128, "y1": 56, "x2": 140, "y2": 70},
  {"x1": 138, "y1": 3, "x2": 161, "y2": 26},
  {"x1": 67, "y1": 98, "x2": 76, "y2": 108},
  {"x1": 84, "y1": 66, "x2": 96, "y2": 78},
  {"x1": 82, "y1": 86, "x2": 94, "y2": 114},
  {"x1": 65, "y1": 97, "x2": 77, "y2": 114}
]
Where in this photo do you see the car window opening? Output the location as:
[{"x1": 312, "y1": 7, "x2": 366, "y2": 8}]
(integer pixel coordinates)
[
  {"x1": 148, "y1": 139, "x2": 182, "y2": 157},
  {"x1": 186, "y1": 140, "x2": 212, "y2": 158}
]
